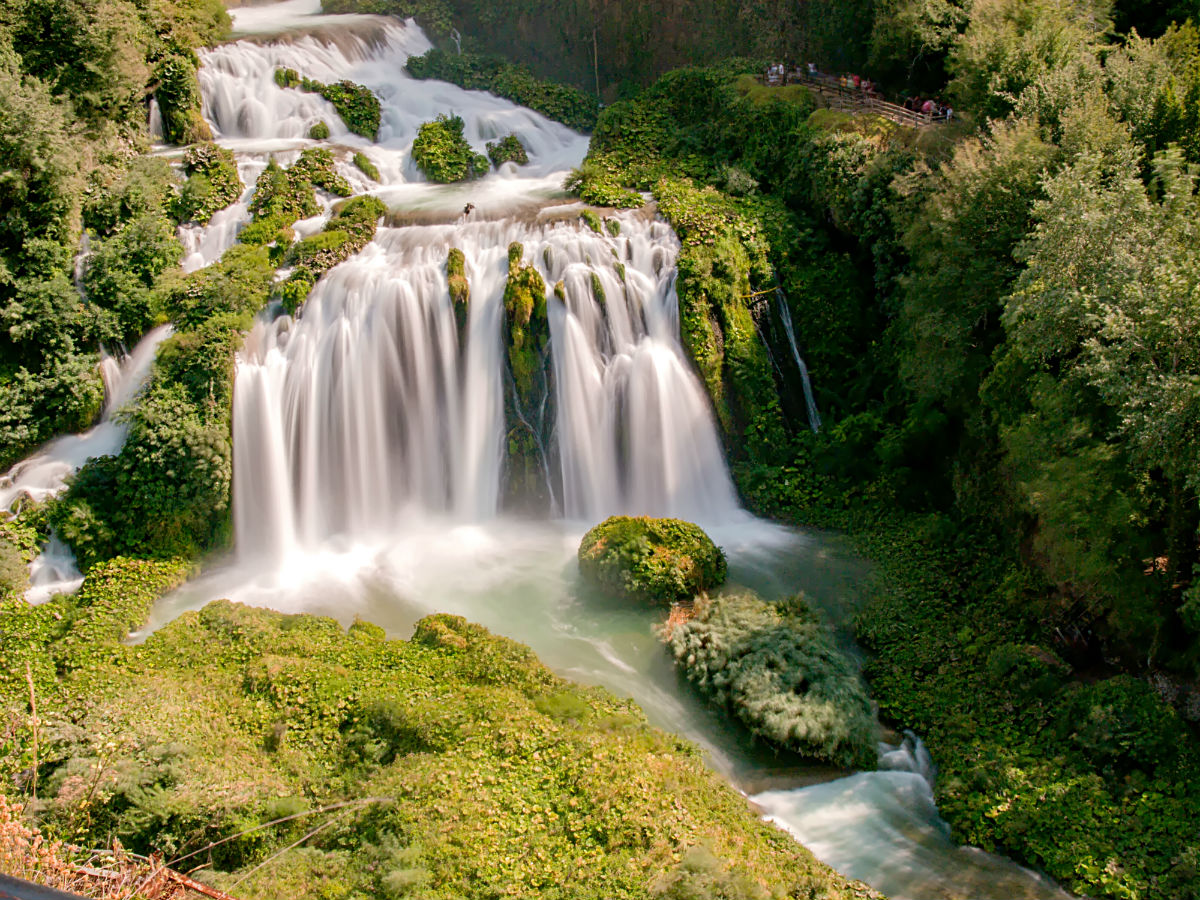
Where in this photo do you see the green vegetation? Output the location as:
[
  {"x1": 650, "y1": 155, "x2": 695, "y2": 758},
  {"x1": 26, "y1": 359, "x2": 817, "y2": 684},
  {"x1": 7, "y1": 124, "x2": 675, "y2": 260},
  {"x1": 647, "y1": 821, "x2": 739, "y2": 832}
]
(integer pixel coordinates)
[
  {"x1": 308, "y1": 119, "x2": 330, "y2": 139},
  {"x1": 0, "y1": 0, "x2": 229, "y2": 470},
  {"x1": 486, "y1": 133, "x2": 529, "y2": 166},
  {"x1": 411, "y1": 114, "x2": 490, "y2": 182},
  {"x1": 501, "y1": 242, "x2": 548, "y2": 404},
  {"x1": 447, "y1": 247, "x2": 470, "y2": 339},
  {"x1": 554, "y1": 4, "x2": 1200, "y2": 895},
  {"x1": 175, "y1": 142, "x2": 242, "y2": 224},
  {"x1": 667, "y1": 591, "x2": 877, "y2": 768},
  {"x1": 580, "y1": 208, "x2": 603, "y2": 233},
  {"x1": 280, "y1": 195, "x2": 388, "y2": 313},
  {"x1": 274, "y1": 68, "x2": 382, "y2": 139},
  {"x1": 353, "y1": 149, "x2": 381, "y2": 181},
  {"x1": 1, "y1": 560, "x2": 877, "y2": 900},
  {"x1": 242, "y1": 149, "x2": 352, "y2": 256},
  {"x1": 578, "y1": 516, "x2": 727, "y2": 604},
  {"x1": 406, "y1": 49, "x2": 600, "y2": 131}
]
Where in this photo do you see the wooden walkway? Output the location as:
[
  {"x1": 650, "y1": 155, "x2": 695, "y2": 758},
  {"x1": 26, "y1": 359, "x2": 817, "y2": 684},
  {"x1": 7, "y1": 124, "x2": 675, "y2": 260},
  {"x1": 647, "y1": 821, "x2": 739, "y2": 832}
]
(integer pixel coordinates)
[{"x1": 760, "y1": 72, "x2": 946, "y2": 128}]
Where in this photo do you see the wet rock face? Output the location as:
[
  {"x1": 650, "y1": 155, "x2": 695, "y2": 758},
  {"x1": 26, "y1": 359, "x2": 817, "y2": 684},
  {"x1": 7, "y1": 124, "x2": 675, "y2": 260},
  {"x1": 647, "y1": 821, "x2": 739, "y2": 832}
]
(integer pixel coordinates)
[{"x1": 501, "y1": 241, "x2": 556, "y2": 515}]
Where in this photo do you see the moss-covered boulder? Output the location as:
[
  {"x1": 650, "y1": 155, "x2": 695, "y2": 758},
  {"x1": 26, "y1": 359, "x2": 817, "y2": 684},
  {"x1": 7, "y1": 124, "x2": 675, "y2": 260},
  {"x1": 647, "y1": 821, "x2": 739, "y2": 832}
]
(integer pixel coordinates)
[
  {"x1": 667, "y1": 591, "x2": 877, "y2": 769},
  {"x1": 275, "y1": 68, "x2": 381, "y2": 140},
  {"x1": 486, "y1": 133, "x2": 529, "y2": 167},
  {"x1": 174, "y1": 142, "x2": 242, "y2": 225},
  {"x1": 578, "y1": 516, "x2": 727, "y2": 603},
  {"x1": 447, "y1": 247, "x2": 469, "y2": 341},
  {"x1": 412, "y1": 114, "x2": 489, "y2": 183}
]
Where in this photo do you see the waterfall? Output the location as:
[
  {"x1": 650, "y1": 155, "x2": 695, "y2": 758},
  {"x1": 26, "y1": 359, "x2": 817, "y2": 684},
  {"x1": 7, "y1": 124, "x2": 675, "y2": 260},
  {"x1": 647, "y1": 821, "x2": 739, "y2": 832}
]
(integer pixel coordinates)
[
  {"x1": 233, "y1": 212, "x2": 740, "y2": 560},
  {"x1": 775, "y1": 286, "x2": 822, "y2": 433}
]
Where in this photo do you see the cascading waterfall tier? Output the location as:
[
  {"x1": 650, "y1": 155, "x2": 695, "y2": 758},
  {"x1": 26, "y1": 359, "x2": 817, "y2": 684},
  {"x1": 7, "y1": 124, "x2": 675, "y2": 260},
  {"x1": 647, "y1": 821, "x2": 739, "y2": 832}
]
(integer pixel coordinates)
[{"x1": 233, "y1": 210, "x2": 740, "y2": 561}]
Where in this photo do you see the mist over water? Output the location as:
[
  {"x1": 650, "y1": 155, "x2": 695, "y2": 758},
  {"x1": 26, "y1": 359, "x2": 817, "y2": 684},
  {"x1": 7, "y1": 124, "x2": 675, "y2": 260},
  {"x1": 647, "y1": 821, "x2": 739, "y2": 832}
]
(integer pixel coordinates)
[{"x1": 145, "y1": 5, "x2": 1072, "y2": 898}]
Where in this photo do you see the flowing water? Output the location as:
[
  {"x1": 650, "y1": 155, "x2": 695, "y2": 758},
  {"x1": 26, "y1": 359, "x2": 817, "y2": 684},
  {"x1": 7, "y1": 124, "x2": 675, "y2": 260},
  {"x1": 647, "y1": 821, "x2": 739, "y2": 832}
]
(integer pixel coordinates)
[
  {"x1": 142, "y1": 4, "x2": 1071, "y2": 897},
  {"x1": 1, "y1": 326, "x2": 171, "y2": 602}
]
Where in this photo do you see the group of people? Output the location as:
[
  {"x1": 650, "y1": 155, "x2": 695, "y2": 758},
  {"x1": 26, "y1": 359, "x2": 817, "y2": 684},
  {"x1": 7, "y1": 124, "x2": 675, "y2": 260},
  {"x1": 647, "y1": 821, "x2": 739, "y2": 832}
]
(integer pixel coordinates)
[
  {"x1": 902, "y1": 95, "x2": 953, "y2": 121},
  {"x1": 836, "y1": 71, "x2": 877, "y2": 96}
]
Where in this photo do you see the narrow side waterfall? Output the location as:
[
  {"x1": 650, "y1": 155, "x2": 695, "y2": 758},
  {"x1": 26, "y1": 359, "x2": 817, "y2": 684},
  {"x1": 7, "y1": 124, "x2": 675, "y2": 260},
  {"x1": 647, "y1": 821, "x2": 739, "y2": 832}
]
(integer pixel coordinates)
[{"x1": 233, "y1": 211, "x2": 740, "y2": 561}]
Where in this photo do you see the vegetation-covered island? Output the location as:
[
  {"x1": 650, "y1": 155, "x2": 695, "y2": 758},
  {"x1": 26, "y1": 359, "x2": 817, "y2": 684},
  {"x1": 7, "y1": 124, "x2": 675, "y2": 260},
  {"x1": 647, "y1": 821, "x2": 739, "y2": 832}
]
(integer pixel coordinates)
[{"x1": 3, "y1": 0, "x2": 1200, "y2": 899}]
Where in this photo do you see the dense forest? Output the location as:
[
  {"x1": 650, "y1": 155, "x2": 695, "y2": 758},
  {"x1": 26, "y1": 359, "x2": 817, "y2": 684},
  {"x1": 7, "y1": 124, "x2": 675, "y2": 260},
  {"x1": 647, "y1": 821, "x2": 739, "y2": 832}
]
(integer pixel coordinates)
[{"x1": 2, "y1": 0, "x2": 1200, "y2": 898}]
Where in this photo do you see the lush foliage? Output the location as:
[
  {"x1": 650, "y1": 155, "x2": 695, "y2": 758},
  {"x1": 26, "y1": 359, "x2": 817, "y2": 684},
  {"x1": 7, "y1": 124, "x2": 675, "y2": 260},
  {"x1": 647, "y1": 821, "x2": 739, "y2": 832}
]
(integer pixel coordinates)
[
  {"x1": 280, "y1": 195, "x2": 387, "y2": 313},
  {"x1": 486, "y1": 133, "x2": 529, "y2": 166},
  {"x1": 353, "y1": 149, "x2": 381, "y2": 181},
  {"x1": 174, "y1": 142, "x2": 242, "y2": 224},
  {"x1": 406, "y1": 49, "x2": 600, "y2": 131},
  {"x1": 667, "y1": 591, "x2": 877, "y2": 768},
  {"x1": 411, "y1": 113, "x2": 490, "y2": 183},
  {"x1": 578, "y1": 516, "x2": 728, "y2": 604},
  {"x1": 275, "y1": 68, "x2": 381, "y2": 140},
  {"x1": 0, "y1": 559, "x2": 879, "y2": 900}
]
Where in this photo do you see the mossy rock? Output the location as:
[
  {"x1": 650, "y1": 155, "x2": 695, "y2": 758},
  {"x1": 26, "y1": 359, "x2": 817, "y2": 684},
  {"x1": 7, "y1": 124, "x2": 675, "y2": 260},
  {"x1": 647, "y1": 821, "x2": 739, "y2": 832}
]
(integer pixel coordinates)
[
  {"x1": 447, "y1": 247, "x2": 469, "y2": 338},
  {"x1": 412, "y1": 114, "x2": 489, "y2": 183},
  {"x1": 578, "y1": 516, "x2": 727, "y2": 604},
  {"x1": 308, "y1": 120, "x2": 330, "y2": 139},
  {"x1": 667, "y1": 591, "x2": 877, "y2": 769},
  {"x1": 486, "y1": 133, "x2": 529, "y2": 167}
]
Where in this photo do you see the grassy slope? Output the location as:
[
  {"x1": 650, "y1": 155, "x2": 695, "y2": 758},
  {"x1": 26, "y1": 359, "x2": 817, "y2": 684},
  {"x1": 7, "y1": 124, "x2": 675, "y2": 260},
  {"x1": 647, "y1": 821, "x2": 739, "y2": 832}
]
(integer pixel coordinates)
[{"x1": 0, "y1": 555, "x2": 881, "y2": 900}]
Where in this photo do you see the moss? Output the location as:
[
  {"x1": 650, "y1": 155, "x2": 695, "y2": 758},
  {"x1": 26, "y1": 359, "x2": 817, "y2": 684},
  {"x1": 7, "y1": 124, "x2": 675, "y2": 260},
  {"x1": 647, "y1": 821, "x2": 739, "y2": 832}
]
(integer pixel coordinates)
[
  {"x1": 654, "y1": 178, "x2": 789, "y2": 463},
  {"x1": 174, "y1": 143, "x2": 242, "y2": 225},
  {"x1": 590, "y1": 271, "x2": 607, "y2": 306},
  {"x1": 667, "y1": 591, "x2": 877, "y2": 769},
  {"x1": 281, "y1": 195, "x2": 387, "y2": 314},
  {"x1": 580, "y1": 209, "x2": 603, "y2": 233},
  {"x1": 485, "y1": 133, "x2": 529, "y2": 167},
  {"x1": 606, "y1": 217, "x2": 622, "y2": 236},
  {"x1": 412, "y1": 114, "x2": 490, "y2": 183},
  {"x1": 446, "y1": 247, "x2": 469, "y2": 339},
  {"x1": 275, "y1": 69, "x2": 381, "y2": 140},
  {"x1": 502, "y1": 242, "x2": 548, "y2": 404},
  {"x1": 308, "y1": 120, "x2": 330, "y2": 140},
  {"x1": 578, "y1": 516, "x2": 727, "y2": 604},
  {"x1": 352, "y1": 151, "x2": 380, "y2": 182},
  {"x1": 154, "y1": 53, "x2": 211, "y2": 145},
  {"x1": 553, "y1": 279, "x2": 566, "y2": 302}
]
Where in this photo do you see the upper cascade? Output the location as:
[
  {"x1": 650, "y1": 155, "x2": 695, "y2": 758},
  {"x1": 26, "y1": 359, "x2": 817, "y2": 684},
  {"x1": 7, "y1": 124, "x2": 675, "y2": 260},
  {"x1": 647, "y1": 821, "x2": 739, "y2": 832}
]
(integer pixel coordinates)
[{"x1": 185, "y1": 8, "x2": 741, "y2": 560}]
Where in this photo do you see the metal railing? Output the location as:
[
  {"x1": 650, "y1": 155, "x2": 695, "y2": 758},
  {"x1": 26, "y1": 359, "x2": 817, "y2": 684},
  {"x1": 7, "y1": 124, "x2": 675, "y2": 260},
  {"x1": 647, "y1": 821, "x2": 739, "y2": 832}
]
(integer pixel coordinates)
[{"x1": 759, "y1": 71, "x2": 948, "y2": 128}]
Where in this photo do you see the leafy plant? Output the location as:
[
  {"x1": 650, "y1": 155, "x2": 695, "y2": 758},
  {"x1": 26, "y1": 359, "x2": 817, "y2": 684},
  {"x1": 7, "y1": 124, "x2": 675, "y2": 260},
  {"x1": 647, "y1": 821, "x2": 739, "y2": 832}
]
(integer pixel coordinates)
[{"x1": 411, "y1": 114, "x2": 490, "y2": 183}]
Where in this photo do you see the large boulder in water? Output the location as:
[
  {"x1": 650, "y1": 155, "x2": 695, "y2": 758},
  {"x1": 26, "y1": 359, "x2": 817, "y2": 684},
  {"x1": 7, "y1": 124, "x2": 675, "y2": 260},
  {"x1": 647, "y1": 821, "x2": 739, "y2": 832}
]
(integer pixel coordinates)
[{"x1": 577, "y1": 516, "x2": 727, "y2": 603}]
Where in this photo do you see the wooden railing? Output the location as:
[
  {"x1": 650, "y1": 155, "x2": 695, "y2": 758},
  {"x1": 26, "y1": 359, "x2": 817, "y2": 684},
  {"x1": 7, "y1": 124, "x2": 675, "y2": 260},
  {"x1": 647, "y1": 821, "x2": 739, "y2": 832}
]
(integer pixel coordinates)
[{"x1": 760, "y1": 71, "x2": 947, "y2": 128}]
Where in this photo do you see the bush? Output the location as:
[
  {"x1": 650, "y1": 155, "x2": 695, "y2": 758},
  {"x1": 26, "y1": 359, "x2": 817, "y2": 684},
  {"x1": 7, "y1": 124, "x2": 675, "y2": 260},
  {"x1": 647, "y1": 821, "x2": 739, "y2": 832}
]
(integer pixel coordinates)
[
  {"x1": 411, "y1": 114, "x2": 490, "y2": 183},
  {"x1": 578, "y1": 516, "x2": 727, "y2": 603},
  {"x1": 353, "y1": 150, "x2": 380, "y2": 181},
  {"x1": 154, "y1": 53, "x2": 211, "y2": 145},
  {"x1": 275, "y1": 69, "x2": 380, "y2": 139},
  {"x1": 308, "y1": 119, "x2": 330, "y2": 139},
  {"x1": 174, "y1": 143, "x2": 242, "y2": 224},
  {"x1": 667, "y1": 591, "x2": 877, "y2": 768},
  {"x1": 486, "y1": 133, "x2": 529, "y2": 167},
  {"x1": 406, "y1": 49, "x2": 599, "y2": 131}
]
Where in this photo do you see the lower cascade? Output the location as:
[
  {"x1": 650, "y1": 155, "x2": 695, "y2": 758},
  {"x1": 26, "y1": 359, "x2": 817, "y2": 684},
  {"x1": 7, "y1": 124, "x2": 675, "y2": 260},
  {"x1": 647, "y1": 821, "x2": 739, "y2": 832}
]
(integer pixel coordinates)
[{"x1": 233, "y1": 210, "x2": 740, "y2": 561}]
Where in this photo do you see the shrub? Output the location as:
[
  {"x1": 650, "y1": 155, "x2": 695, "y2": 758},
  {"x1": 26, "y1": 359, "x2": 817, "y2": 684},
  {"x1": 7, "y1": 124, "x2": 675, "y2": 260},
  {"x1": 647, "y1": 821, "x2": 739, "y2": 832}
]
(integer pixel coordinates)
[
  {"x1": 154, "y1": 53, "x2": 211, "y2": 145},
  {"x1": 353, "y1": 151, "x2": 380, "y2": 181},
  {"x1": 578, "y1": 516, "x2": 727, "y2": 603},
  {"x1": 308, "y1": 119, "x2": 330, "y2": 139},
  {"x1": 486, "y1": 133, "x2": 529, "y2": 167},
  {"x1": 667, "y1": 591, "x2": 877, "y2": 768},
  {"x1": 174, "y1": 143, "x2": 242, "y2": 224},
  {"x1": 406, "y1": 49, "x2": 599, "y2": 131},
  {"x1": 275, "y1": 69, "x2": 380, "y2": 139},
  {"x1": 411, "y1": 114, "x2": 489, "y2": 183}
]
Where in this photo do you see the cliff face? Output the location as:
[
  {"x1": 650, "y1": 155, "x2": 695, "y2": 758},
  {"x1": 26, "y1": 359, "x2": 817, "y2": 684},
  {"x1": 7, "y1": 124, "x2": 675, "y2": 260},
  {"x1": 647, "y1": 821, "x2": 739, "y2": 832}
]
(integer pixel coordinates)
[{"x1": 442, "y1": 0, "x2": 873, "y2": 99}]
